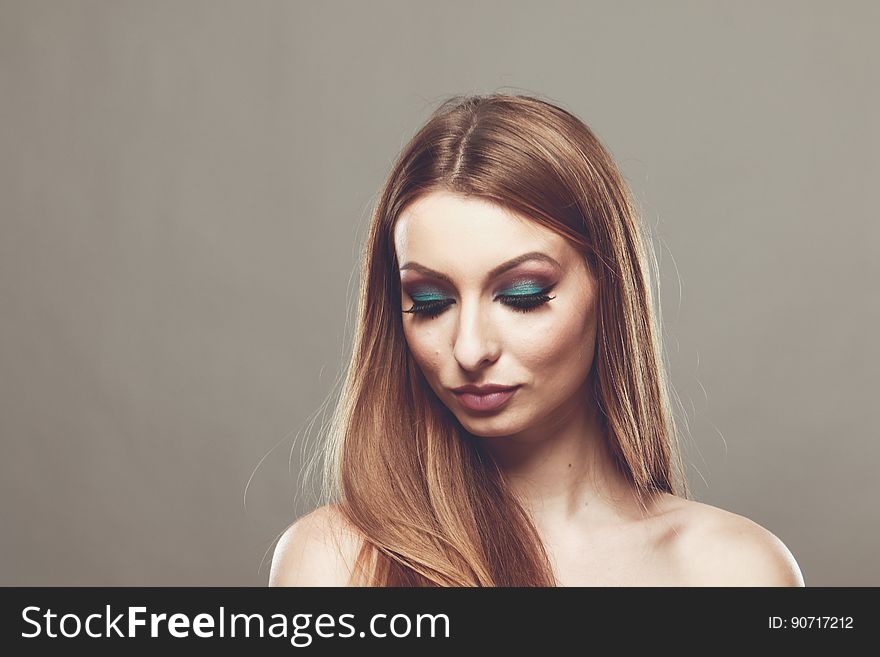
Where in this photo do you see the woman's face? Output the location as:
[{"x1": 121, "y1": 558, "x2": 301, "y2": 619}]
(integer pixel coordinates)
[{"x1": 394, "y1": 190, "x2": 599, "y2": 439}]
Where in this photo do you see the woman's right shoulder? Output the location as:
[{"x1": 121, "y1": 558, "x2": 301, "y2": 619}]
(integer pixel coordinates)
[{"x1": 268, "y1": 504, "x2": 366, "y2": 587}]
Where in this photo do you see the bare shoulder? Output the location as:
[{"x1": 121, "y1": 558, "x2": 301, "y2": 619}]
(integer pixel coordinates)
[
  {"x1": 268, "y1": 504, "x2": 366, "y2": 587},
  {"x1": 656, "y1": 496, "x2": 805, "y2": 587}
]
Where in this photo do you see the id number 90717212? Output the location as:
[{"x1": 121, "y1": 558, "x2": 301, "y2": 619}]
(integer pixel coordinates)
[{"x1": 768, "y1": 616, "x2": 854, "y2": 629}]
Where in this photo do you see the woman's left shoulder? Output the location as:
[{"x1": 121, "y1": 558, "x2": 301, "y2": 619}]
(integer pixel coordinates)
[{"x1": 657, "y1": 497, "x2": 805, "y2": 587}]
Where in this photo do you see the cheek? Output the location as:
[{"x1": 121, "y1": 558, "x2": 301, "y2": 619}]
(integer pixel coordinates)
[
  {"x1": 403, "y1": 325, "x2": 444, "y2": 377},
  {"x1": 517, "y1": 304, "x2": 596, "y2": 378}
]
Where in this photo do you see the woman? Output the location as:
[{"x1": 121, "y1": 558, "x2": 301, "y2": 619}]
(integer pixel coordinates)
[{"x1": 269, "y1": 94, "x2": 804, "y2": 586}]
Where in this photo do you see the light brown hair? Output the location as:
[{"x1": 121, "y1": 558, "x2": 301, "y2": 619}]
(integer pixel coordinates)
[{"x1": 317, "y1": 93, "x2": 688, "y2": 586}]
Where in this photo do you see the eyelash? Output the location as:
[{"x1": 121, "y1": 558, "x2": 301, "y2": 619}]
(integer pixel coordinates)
[{"x1": 403, "y1": 288, "x2": 557, "y2": 319}]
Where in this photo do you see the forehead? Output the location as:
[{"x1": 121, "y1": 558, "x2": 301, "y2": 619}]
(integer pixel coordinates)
[{"x1": 393, "y1": 191, "x2": 567, "y2": 266}]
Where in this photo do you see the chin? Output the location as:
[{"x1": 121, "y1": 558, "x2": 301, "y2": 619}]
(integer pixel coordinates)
[{"x1": 457, "y1": 415, "x2": 525, "y2": 439}]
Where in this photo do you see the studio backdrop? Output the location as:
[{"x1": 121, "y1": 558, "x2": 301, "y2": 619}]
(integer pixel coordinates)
[{"x1": 1, "y1": 0, "x2": 876, "y2": 585}]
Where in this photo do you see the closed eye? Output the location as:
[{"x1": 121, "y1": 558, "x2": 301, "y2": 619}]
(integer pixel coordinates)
[{"x1": 402, "y1": 286, "x2": 557, "y2": 319}]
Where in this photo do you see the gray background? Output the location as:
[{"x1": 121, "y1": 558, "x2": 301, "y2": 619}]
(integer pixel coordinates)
[{"x1": 1, "y1": 0, "x2": 876, "y2": 586}]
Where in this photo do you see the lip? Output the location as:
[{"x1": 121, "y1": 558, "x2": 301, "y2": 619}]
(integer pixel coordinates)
[
  {"x1": 451, "y1": 385, "x2": 520, "y2": 412},
  {"x1": 450, "y1": 383, "x2": 518, "y2": 394}
]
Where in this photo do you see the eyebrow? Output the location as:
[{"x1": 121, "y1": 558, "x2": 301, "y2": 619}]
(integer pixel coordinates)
[{"x1": 399, "y1": 251, "x2": 562, "y2": 285}]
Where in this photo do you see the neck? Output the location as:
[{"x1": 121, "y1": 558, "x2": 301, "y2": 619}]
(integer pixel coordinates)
[{"x1": 474, "y1": 384, "x2": 649, "y2": 531}]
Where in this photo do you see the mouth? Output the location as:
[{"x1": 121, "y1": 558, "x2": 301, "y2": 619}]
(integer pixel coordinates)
[{"x1": 452, "y1": 386, "x2": 520, "y2": 413}]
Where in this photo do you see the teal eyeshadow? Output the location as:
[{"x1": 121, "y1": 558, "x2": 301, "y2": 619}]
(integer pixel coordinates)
[
  {"x1": 411, "y1": 281, "x2": 544, "y2": 301},
  {"x1": 501, "y1": 282, "x2": 544, "y2": 295},
  {"x1": 411, "y1": 291, "x2": 446, "y2": 302}
]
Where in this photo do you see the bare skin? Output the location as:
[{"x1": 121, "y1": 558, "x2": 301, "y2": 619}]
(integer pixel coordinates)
[
  {"x1": 270, "y1": 495, "x2": 804, "y2": 586},
  {"x1": 269, "y1": 190, "x2": 804, "y2": 587}
]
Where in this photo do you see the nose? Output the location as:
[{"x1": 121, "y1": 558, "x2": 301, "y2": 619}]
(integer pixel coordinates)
[{"x1": 452, "y1": 296, "x2": 501, "y2": 371}]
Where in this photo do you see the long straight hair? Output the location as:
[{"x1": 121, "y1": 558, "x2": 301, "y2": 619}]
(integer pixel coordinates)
[{"x1": 319, "y1": 94, "x2": 688, "y2": 586}]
